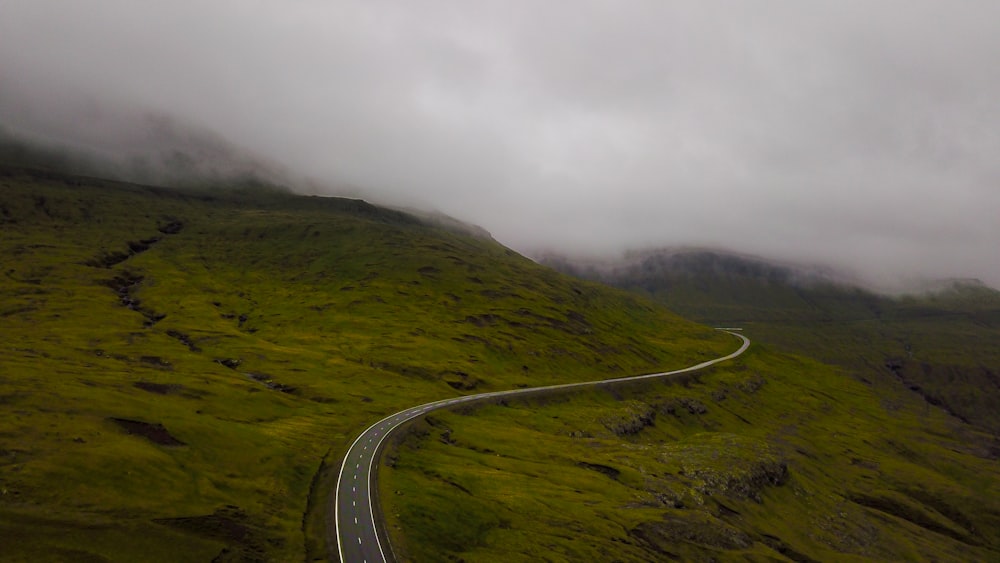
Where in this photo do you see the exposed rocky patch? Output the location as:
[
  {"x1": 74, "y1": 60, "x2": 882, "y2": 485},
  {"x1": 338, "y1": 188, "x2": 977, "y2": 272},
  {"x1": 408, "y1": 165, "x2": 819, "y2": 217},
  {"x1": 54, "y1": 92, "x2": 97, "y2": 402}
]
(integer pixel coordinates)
[
  {"x1": 686, "y1": 457, "x2": 788, "y2": 502},
  {"x1": 246, "y1": 372, "x2": 296, "y2": 394},
  {"x1": 105, "y1": 271, "x2": 144, "y2": 308},
  {"x1": 658, "y1": 397, "x2": 708, "y2": 416},
  {"x1": 464, "y1": 314, "x2": 502, "y2": 327},
  {"x1": 86, "y1": 231, "x2": 170, "y2": 269},
  {"x1": 89, "y1": 224, "x2": 184, "y2": 329},
  {"x1": 86, "y1": 249, "x2": 132, "y2": 269},
  {"x1": 166, "y1": 329, "x2": 201, "y2": 352},
  {"x1": 109, "y1": 417, "x2": 185, "y2": 446},
  {"x1": 439, "y1": 429, "x2": 456, "y2": 445},
  {"x1": 153, "y1": 505, "x2": 268, "y2": 563},
  {"x1": 601, "y1": 401, "x2": 656, "y2": 436},
  {"x1": 577, "y1": 461, "x2": 620, "y2": 479},
  {"x1": 127, "y1": 237, "x2": 160, "y2": 253},
  {"x1": 104, "y1": 271, "x2": 166, "y2": 326},
  {"x1": 215, "y1": 358, "x2": 242, "y2": 370},
  {"x1": 139, "y1": 356, "x2": 172, "y2": 369},
  {"x1": 133, "y1": 381, "x2": 184, "y2": 395},
  {"x1": 739, "y1": 373, "x2": 766, "y2": 393},
  {"x1": 442, "y1": 370, "x2": 482, "y2": 391},
  {"x1": 630, "y1": 514, "x2": 753, "y2": 553},
  {"x1": 157, "y1": 220, "x2": 184, "y2": 235},
  {"x1": 666, "y1": 434, "x2": 788, "y2": 502}
]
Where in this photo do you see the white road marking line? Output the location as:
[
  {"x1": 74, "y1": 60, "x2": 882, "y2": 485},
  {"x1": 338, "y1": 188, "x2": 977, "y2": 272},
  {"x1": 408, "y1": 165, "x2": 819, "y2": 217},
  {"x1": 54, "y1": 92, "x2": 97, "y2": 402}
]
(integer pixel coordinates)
[
  {"x1": 355, "y1": 517, "x2": 358, "y2": 524},
  {"x1": 358, "y1": 537, "x2": 362, "y2": 545}
]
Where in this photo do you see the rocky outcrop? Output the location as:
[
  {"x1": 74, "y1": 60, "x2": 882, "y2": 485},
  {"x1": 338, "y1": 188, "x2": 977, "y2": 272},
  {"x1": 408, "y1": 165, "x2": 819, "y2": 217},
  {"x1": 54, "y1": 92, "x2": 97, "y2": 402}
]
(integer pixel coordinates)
[
  {"x1": 601, "y1": 401, "x2": 656, "y2": 436},
  {"x1": 630, "y1": 514, "x2": 752, "y2": 553}
]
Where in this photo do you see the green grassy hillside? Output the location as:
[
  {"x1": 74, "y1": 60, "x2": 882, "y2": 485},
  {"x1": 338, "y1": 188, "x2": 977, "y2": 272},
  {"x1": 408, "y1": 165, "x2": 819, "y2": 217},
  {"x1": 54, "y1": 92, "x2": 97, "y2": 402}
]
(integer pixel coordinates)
[
  {"x1": 367, "y1": 249, "x2": 1000, "y2": 561},
  {"x1": 0, "y1": 167, "x2": 730, "y2": 561},
  {"x1": 381, "y1": 343, "x2": 1000, "y2": 561},
  {"x1": 544, "y1": 249, "x2": 1000, "y2": 433}
]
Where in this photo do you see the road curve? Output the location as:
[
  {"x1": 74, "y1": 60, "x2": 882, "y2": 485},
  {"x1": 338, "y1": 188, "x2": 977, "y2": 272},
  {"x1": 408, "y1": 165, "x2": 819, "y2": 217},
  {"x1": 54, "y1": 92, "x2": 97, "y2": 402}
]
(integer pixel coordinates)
[{"x1": 334, "y1": 329, "x2": 750, "y2": 563}]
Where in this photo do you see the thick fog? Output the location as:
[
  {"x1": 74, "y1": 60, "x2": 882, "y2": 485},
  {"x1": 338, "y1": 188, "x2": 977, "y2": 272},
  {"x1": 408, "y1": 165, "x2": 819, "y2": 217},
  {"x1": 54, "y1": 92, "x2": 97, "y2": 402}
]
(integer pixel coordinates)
[{"x1": 2, "y1": 1, "x2": 998, "y2": 288}]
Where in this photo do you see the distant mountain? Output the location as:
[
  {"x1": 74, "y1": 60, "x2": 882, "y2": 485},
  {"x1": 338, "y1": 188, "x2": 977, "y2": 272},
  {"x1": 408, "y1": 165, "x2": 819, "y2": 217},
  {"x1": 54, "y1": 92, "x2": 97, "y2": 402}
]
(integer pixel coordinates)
[{"x1": 542, "y1": 248, "x2": 1000, "y2": 433}]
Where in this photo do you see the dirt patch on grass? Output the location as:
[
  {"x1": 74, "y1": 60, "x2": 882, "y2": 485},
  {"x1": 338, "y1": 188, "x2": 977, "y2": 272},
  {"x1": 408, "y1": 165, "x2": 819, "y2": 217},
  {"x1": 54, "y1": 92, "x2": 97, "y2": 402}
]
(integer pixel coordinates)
[
  {"x1": 109, "y1": 418, "x2": 185, "y2": 446},
  {"x1": 464, "y1": 314, "x2": 503, "y2": 327},
  {"x1": 133, "y1": 381, "x2": 183, "y2": 395},
  {"x1": 577, "y1": 461, "x2": 621, "y2": 479},
  {"x1": 246, "y1": 372, "x2": 297, "y2": 394},
  {"x1": 154, "y1": 505, "x2": 269, "y2": 563},
  {"x1": 442, "y1": 370, "x2": 482, "y2": 390},
  {"x1": 630, "y1": 514, "x2": 753, "y2": 553},
  {"x1": 166, "y1": 329, "x2": 201, "y2": 352},
  {"x1": 157, "y1": 220, "x2": 184, "y2": 235}
]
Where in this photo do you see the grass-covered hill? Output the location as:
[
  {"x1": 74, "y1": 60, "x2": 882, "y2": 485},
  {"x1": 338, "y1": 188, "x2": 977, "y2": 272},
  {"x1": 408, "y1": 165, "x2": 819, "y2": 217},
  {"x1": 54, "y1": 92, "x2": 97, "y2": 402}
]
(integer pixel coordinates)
[
  {"x1": 382, "y1": 344, "x2": 1000, "y2": 562},
  {"x1": 543, "y1": 248, "x2": 1000, "y2": 434},
  {"x1": 380, "y1": 251, "x2": 1000, "y2": 561},
  {"x1": 0, "y1": 166, "x2": 731, "y2": 561}
]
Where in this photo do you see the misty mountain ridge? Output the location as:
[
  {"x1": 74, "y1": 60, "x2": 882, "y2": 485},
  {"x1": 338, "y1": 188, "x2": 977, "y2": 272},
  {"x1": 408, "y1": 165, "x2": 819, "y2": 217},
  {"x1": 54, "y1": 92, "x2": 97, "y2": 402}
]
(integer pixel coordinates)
[
  {"x1": 540, "y1": 246, "x2": 998, "y2": 298},
  {"x1": 0, "y1": 114, "x2": 294, "y2": 191},
  {"x1": 544, "y1": 246, "x2": 1000, "y2": 434},
  {"x1": 0, "y1": 118, "x2": 501, "y2": 243}
]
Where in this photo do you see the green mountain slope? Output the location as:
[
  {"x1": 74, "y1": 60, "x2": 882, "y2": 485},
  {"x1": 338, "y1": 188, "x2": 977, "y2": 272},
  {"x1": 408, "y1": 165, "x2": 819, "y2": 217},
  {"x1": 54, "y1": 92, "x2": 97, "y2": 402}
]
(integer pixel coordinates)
[
  {"x1": 382, "y1": 345, "x2": 1000, "y2": 561},
  {"x1": 543, "y1": 249, "x2": 1000, "y2": 433},
  {"x1": 0, "y1": 167, "x2": 730, "y2": 561},
  {"x1": 373, "y1": 249, "x2": 1000, "y2": 561}
]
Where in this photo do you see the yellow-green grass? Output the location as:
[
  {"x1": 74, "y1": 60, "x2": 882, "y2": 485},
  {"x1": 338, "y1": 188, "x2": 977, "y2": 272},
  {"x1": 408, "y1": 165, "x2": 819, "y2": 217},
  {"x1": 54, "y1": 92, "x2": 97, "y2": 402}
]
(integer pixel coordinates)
[
  {"x1": 557, "y1": 252, "x2": 1000, "y2": 434},
  {"x1": 381, "y1": 345, "x2": 1000, "y2": 561},
  {"x1": 0, "y1": 168, "x2": 731, "y2": 560}
]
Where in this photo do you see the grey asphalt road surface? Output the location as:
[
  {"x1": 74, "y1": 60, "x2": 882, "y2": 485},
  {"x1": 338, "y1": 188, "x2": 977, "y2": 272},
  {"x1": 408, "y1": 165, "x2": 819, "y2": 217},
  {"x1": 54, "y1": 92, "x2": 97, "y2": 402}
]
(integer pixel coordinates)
[{"x1": 334, "y1": 329, "x2": 750, "y2": 563}]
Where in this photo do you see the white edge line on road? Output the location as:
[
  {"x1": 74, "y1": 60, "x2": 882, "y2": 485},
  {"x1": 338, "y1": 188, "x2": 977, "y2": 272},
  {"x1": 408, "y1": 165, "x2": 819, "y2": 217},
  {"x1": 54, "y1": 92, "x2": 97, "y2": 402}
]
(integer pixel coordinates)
[
  {"x1": 338, "y1": 329, "x2": 749, "y2": 563},
  {"x1": 336, "y1": 412, "x2": 401, "y2": 563}
]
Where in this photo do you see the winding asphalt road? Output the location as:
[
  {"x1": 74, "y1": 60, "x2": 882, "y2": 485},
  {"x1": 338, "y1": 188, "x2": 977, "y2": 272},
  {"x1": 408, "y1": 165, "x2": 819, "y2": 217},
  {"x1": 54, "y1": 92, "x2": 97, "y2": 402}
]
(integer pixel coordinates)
[{"x1": 334, "y1": 329, "x2": 750, "y2": 563}]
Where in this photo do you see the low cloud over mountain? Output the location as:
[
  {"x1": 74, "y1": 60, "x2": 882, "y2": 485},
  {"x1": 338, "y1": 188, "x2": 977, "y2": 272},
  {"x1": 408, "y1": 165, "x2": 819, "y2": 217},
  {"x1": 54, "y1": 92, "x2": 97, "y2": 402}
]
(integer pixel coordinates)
[{"x1": 2, "y1": 1, "x2": 998, "y2": 287}]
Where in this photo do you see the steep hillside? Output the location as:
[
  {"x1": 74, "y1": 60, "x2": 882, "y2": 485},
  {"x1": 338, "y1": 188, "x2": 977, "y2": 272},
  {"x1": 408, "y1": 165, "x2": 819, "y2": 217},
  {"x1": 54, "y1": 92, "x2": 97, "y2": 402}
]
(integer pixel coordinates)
[
  {"x1": 543, "y1": 249, "x2": 1000, "y2": 433},
  {"x1": 0, "y1": 167, "x2": 731, "y2": 561},
  {"x1": 382, "y1": 344, "x2": 1000, "y2": 561}
]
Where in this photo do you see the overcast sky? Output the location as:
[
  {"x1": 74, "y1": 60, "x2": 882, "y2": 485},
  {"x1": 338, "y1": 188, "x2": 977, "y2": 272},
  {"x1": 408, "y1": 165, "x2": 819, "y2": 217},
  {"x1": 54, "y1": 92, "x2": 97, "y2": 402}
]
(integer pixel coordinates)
[{"x1": 2, "y1": 1, "x2": 998, "y2": 288}]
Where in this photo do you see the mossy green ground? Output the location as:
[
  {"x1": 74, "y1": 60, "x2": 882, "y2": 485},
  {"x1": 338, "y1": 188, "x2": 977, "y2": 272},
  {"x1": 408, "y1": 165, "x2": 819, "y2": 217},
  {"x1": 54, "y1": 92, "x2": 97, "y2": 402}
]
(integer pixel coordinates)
[
  {"x1": 556, "y1": 253, "x2": 1000, "y2": 434},
  {"x1": 0, "y1": 168, "x2": 731, "y2": 560},
  {"x1": 381, "y1": 344, "x2": 1000, "y2": 561}
]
